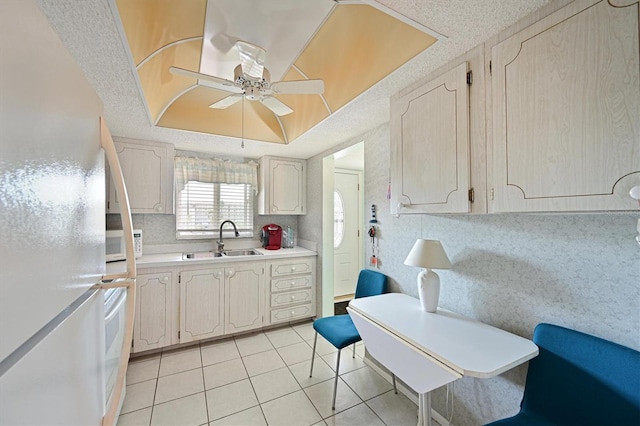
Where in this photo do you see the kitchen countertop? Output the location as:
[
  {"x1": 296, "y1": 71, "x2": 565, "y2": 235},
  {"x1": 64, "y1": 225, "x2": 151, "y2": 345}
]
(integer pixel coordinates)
[{"x1": 106, "y1": 246, "x2": 316, "y2": 274}]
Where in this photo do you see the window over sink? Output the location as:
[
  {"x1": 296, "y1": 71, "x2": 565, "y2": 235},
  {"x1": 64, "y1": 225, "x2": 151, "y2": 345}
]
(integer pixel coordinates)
[
  {"x1": 174, "y1": 157, "x2": 257, "y2": 239},
  {"x1": 176, "y1": 181, "x2": 254, "y2": 239}
]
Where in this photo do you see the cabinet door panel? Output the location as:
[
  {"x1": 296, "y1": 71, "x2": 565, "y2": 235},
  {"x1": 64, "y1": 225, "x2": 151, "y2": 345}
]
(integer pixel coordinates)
[
  {"x1": 391, "y1": 62, "x2": 470, "y2": 214},
  {"x1": 108, "y1": 140, "x2": 174, "y2": 214},
  {"x1": 180, "y1": 268, "x2": 224, "y2": 343},
  {"x1": 225, "y1": 263, "x2": 264, "y2": 333},
  {"x1": 134, "y1": 272, "x2": 173, "y2": 352},
  {"x1": 270, "y1": 160, "x2": 305, "y2": 214},
  {"x1": 491, "y1": 0, "x2": 640, "y2": 212}
]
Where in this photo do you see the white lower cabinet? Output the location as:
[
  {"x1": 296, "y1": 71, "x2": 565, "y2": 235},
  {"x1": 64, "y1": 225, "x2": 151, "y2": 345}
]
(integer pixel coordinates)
[
  {"x1": 133, "y1": 269, "x2": 177, "y2": 353},
  {"x1": 179, "y1": 267, "x2": 224, "y2": 343},
  {"x1": 267, "y1": 257, "x2": 316, "y2": 325},
  {"x1": 224, "y1": 262, "x2": 265, "y2": 334},
  {"x1": 134, "y1": 256, "x2": 315, "y2": 353}
]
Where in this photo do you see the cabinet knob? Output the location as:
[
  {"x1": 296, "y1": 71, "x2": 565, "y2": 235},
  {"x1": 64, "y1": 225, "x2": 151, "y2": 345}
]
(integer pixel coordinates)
[
  {"x1": 291, "y1": 281, "x2": 295, "y2": 286},
  {"x1": 227, "y1": 270, "x2": 234, "y2": 277},
  {"x1": 163, "y1": 276, "x2": 168, "y2": 281},
  {"x1": 291, "y1": 295, "x2": 296, "y2": 300},
  {"x1": 272, "y1": 208, "x2": 276, "y2": 212},
  {"x1": 155, "y1": 205, "x2": 163, "y2": 212},
  {"x1": 291, "y1": 266, "x2": 296, "y2": 272},
  {"x1": 291, "y1": 311, "x2": 295, "y2": 315}
]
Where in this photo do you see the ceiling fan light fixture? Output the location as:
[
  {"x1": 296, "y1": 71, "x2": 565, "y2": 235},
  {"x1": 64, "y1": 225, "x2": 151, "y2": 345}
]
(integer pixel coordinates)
[
  {"x1": 236, "y1": 40, "x2": 266, "y2": 80},
  {"x1": 244, "y1": 86, "x2": 260, "y2": 101}
]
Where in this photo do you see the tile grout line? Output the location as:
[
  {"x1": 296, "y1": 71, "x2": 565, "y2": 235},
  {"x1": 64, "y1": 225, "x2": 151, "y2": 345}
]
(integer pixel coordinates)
[
  {"x1": 198, "y1": 342, "x2": 210, "y2": 426},
  {"x1": 272, "y1": 329, "x2": 325, "y2": 424},
  {"x1": 235, "y1": 333, "x2": 268, "y2": 424},
  {"x1": 146, "y1": 349, "x2": 163, "y2": 426}
]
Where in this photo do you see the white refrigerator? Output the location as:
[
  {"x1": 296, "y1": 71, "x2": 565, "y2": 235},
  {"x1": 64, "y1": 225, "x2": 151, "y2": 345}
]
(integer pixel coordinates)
[{"x1": 0, "y1": 1, "x2": 135, "y2": 424}]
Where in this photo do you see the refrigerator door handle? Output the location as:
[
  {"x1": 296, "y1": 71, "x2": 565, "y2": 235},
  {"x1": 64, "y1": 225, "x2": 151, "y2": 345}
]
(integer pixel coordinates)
[
  {"x1": 100, "y1": 117, "x2": 136, "y2": 281},
  {"x1": 100, "y1": 117, "x2": 136, "y2": 426}
]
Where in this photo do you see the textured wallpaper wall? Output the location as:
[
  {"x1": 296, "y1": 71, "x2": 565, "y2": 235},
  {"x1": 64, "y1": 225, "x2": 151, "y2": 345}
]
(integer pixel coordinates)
[{"x1": 302, "y1": 122, "x2": 640, "y2": 425}]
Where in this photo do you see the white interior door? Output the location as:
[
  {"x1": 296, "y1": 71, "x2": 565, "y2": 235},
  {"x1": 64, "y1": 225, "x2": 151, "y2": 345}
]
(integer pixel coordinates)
[{"x1": 334, "y1": 170, "x2": 361, "y2": 299}]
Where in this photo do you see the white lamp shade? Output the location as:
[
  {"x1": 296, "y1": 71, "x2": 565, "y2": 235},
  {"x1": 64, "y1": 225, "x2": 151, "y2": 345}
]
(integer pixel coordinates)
[{"x1": 404, "y1": 239, "x2": 451, "y2": 270}]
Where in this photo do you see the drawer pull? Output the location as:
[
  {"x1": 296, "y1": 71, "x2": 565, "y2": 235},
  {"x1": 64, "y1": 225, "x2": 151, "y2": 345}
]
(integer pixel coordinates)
[
  {"x1": 291, "y1": 295, "x2": 295, "y2": 300},
  {"x1": 291, "y1": 266, "x2": 296, "y2": 272},
  {"x1": 291, "y1": 311, "x2": 295, "y2": 315}
]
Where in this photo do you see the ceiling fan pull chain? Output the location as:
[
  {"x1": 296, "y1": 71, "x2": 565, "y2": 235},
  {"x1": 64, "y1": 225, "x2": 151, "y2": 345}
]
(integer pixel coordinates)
[{"x1": 241, "y1": 97, "x2": 245, "y2": 149}]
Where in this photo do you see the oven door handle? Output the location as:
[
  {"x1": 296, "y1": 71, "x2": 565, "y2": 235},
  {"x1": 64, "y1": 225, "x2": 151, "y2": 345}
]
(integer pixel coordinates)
[{"x1": 105, "y1": 289, "x2": 127, "y2": 323}]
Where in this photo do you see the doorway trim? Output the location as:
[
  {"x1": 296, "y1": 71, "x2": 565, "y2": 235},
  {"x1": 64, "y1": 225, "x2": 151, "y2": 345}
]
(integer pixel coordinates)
[{"x1": 321, "y1": 142, "x2": 364, "y2": 317}]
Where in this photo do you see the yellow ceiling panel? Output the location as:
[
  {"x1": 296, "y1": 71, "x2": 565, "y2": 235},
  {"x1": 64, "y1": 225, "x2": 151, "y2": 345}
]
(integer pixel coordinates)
[
  {"x1": 115, "y1": 1, "x2": 439, "y2": 144},
  {"x1": 158, "y1": 86, "x2": 285, "y2": 144},
  {"x1": 295, "y1": 4, "x2": 437, "y2": 112},
  {"x1": 116, "y1": 0, "x2": 207, "y2": 65},
  {"x1": 137, "y1": 39, "x2": 203, "y2": 123},
  {"x1": 277, "y1": 68, "x2": 330, "y2": 142}
]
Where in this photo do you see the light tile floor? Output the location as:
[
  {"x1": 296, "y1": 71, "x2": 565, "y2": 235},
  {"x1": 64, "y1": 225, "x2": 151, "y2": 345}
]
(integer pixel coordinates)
[{"x1": 118, "y1": 321, "x2": 422, "y2": 426}]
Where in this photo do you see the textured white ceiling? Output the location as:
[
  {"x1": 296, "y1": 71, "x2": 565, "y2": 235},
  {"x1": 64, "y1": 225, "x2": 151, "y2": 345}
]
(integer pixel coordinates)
[{"x1": 36, "y1": 0, "x2": 551, "y2": 160}]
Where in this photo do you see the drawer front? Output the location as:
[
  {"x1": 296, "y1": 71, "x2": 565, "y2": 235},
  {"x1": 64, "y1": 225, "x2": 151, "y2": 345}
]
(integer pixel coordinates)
[
  {"x1": 271, "y1": 303, "x2": 314, "y2": 324},
  {"x1": 271, "y1": 275, "x2": 313, "y2": 292},
  {"x1": 271, "y1": 288, "x2": 313, "y2": 308},
  {"x1": 271, "y1": 258, "x2": 313, "y2": 277}
]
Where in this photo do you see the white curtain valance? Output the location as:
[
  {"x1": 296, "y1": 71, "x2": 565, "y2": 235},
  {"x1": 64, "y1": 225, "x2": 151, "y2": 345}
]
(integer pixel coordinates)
[{"x1": 174, "y1": 156, "x2": 258, "y2": 192}]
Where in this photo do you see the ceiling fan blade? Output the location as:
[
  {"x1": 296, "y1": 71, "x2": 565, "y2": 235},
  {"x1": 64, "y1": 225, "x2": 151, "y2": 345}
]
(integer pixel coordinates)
[
  {"x1": 169, "y1": 66, "x2": 242, "y2": 93},
  {"x1": 260, "y1": 96, "x2": 293, "y2": 116},
  {"x1": 209, "y1": 94, "x2": 243, "y2": 109},
  {"x1": 270, "y1": 79, "x2": 325, "y2": 95},
  {"x1": 236, "y1": 41, "x2": 266, "y2": 80}
]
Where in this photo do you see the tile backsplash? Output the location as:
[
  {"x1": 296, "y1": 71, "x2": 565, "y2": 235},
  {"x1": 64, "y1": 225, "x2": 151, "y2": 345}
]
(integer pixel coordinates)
[{"x1": 106, "y1": 213, "x2": 298, "y2": 250}]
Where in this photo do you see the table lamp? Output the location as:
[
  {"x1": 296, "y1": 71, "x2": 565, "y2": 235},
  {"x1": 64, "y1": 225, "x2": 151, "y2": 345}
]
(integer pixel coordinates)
[{"x1": 404, "y1": 239, "x2": 451, "y2": 312}]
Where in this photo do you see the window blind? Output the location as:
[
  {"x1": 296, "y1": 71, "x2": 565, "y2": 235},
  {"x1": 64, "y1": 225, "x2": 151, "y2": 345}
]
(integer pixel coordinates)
[{"x1": 176, "y1": 180, "x2": 254, "y2": 239}]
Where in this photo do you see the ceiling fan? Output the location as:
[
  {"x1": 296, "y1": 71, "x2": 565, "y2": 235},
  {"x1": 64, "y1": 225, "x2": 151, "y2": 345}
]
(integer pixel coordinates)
[{"x1": 170, "y1": 41, "x2": 324, "y2": 116}]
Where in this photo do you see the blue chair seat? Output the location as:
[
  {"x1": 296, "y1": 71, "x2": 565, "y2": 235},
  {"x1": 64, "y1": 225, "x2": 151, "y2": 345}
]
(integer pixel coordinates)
[
  {"x1": 313, "y1": 315, "x2": 361, "y2": 349},
  {"x1": 309, "y1": 269, "x2": 394, "y2": 410}
]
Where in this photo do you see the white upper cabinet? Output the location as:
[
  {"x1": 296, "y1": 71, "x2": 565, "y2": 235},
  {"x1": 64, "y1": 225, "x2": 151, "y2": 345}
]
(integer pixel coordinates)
[
  {"x1": 490, "y1": 0, "x2": 640, "y2": 212},
  {"x1": 107, "y1": 138, "x2": 175, "y2": 214},
  {"x1": 258, "y1": 156, "x2": 307, "y2": 215},
  {"x1": 391, "y1": 62, "x2": 471, "y2": 215}
]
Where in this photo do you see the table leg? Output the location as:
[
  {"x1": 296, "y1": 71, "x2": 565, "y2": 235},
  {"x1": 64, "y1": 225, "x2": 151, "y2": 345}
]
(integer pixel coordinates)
[{"x1": 417, "y1": 392, "x2": 432, "y2": 426}]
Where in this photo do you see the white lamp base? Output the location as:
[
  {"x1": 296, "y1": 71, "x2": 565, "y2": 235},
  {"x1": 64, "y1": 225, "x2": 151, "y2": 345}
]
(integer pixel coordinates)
[{"x1": 417, "y1": 269, "x2": 440, "y2": 313}]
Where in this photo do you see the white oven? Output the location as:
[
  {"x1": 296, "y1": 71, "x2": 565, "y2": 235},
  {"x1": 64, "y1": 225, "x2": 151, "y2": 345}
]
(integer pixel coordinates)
[{"x1": 104, "y1": 286, "x2": 127, "y2": 419}]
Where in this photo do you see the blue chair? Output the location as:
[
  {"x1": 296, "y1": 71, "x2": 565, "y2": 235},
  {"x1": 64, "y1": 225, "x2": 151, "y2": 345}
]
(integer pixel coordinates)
[
  {"x1": 487, "y1": 323, "x2": 640, "y2": 425},
  {"x1": 309, "y1": 269, "x2": 396, "y2": 410}
]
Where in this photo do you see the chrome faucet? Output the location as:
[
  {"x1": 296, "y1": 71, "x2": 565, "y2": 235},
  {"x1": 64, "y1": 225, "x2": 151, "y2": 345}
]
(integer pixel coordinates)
[{"x1": 217, "y1": 220, "x2": 239, "y2": 253}]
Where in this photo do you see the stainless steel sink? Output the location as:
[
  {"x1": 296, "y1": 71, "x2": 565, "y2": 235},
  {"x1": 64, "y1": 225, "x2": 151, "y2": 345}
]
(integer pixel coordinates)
[
  {"x1": 223, "y1": 249, "x2": 262, "y2": 257},
  {"x1": 182, "y1": 252, "x2": 223, "y2": 260},
  {"x1": 182, "y1": 249, "x2": 261, "y2": 260}
]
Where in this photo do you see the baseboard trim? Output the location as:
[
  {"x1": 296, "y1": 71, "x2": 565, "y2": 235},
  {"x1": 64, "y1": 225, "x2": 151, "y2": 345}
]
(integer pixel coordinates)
[{"x1": 363, "y1": 353, "x2": 450, "y2": 426}]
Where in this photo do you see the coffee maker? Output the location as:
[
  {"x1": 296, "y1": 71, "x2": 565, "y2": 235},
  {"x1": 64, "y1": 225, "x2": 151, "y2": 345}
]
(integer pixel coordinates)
[{"x1": 261, "y1": 224, "x2": 282, "y2": 250}]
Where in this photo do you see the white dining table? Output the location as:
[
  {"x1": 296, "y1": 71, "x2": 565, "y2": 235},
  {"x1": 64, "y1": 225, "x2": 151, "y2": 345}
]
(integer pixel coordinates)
[{"x1": 348, "y1": 293, "x2": 538, "y2": 426}]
